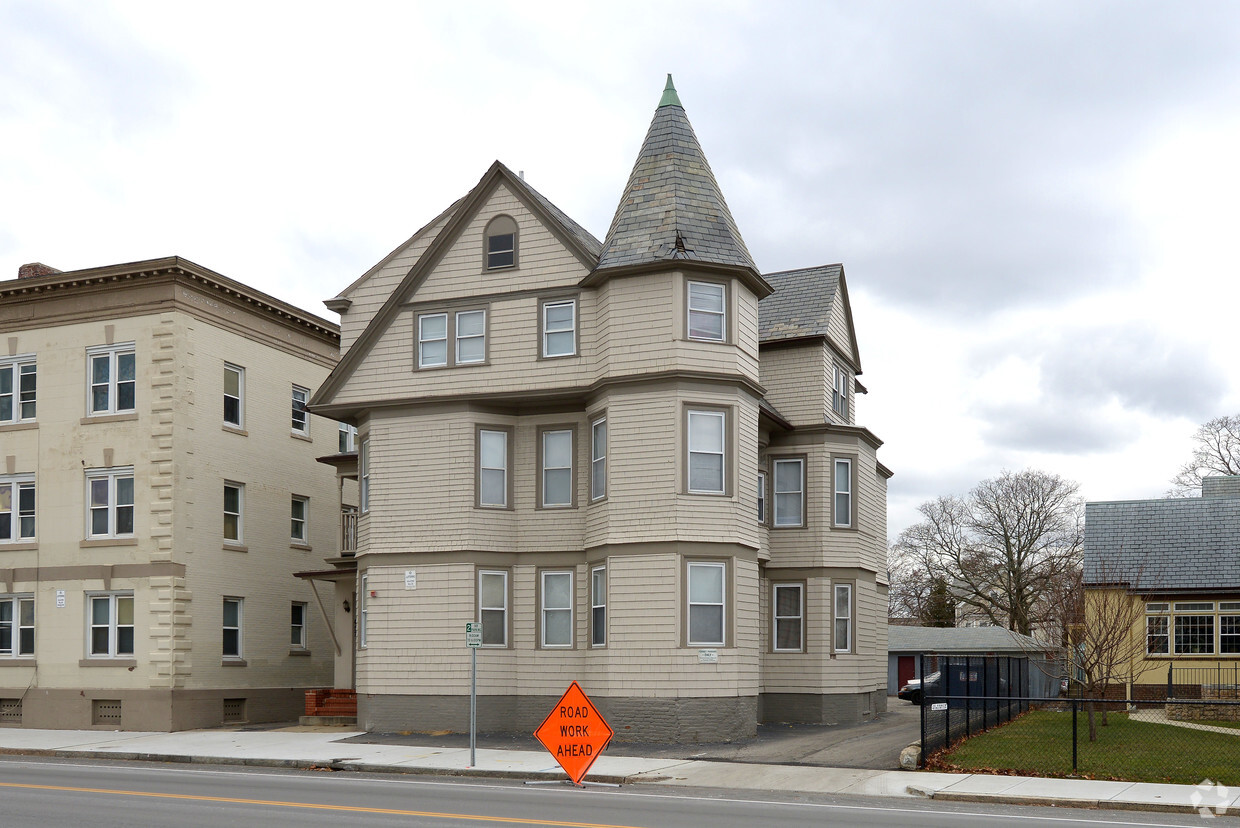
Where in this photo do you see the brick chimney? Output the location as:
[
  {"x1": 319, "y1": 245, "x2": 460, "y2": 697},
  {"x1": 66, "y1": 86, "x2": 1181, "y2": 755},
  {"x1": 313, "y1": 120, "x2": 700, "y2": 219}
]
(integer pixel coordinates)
[{"x1": 18, "y1": 262, "x2": 61, "y2": 279}]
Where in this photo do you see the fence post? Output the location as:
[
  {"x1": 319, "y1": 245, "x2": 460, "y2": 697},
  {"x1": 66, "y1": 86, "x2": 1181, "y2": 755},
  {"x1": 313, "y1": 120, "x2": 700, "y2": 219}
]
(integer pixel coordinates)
[
  {"x1": 982, "y1": 656, "x2": 989, "y2": 732},
  {"x1": 1167, "y1": 663, "x2": 1173, "y2": 699},
  {"x1": 919, "y1": 653, "x2": 926, "y2": 768},
  {"x1": 1071, "y1": 698, "x2": 1078, "y2": 774}
]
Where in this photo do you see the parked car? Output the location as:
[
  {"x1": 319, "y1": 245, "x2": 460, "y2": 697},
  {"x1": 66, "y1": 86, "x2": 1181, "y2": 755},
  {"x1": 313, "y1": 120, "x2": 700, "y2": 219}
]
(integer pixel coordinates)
[{"x1": 897, "y1": 672, "x2": 939, "y2": 704}]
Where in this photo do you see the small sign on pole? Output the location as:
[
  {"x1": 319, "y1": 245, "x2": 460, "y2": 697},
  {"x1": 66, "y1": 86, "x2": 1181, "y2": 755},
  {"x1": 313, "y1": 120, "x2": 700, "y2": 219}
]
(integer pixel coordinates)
[
  {"x1": 534, "y1": 681, "x2": 614, "y2": 785},
  {"x1": 466, "y1": 622, "x2": 483, "y2": 648}
]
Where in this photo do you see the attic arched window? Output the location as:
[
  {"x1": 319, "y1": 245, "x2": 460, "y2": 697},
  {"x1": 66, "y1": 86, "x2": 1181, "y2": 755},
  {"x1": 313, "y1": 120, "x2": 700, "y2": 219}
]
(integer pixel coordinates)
[{"x1": 485, "y1": 215, "x2": 518, "y2": 270}]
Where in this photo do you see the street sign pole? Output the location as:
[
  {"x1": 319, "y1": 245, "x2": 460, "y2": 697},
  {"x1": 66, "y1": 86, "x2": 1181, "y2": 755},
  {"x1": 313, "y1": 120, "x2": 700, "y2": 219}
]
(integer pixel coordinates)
[{"x1": 465, "y1": 622, "x2": 482, "y2": 767}]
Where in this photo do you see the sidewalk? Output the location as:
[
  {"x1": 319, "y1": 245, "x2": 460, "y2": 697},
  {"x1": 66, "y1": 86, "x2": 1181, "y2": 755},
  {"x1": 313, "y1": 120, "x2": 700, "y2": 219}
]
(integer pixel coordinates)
[{"x1": 0, "y1": 725, "x2": 1235, "y2": 817}]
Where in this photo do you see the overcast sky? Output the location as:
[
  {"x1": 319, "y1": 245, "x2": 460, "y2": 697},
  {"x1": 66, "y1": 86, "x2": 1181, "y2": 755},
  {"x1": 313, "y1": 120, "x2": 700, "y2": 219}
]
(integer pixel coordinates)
[{"x1": 4, "y1": 0, "x2": 1239, "y2": 539}]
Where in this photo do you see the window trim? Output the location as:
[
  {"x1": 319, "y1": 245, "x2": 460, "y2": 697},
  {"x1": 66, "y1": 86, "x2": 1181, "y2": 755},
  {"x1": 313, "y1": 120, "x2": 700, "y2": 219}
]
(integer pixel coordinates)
[
  {"x1": 833, "y1": 583, "x2": 853, "y2": 653},
  {"x1": 832, "y1": 362, "x2": 849, "y2": 419},
  {"x1": 685, "y1": 559, "x2": 728, "y2": 647},
  {"x1": 1146, "y1": 614, "x2": 1170, "y2": 656},
  {"x1": 540, "y1": 298, "x2": 578, "y2": 359},
  {"x1": 477, "y1": 568, "x2": 511, "y2": 648},
  {"x1": 418, "y1": 312, "x2": 449, "y2": 368},
  {"x1": 291, "y1": 385, "x2": 310, "y2": 436},
  {"x1": 772, "y1": 456, "x2": 806, "y2": 529},
  {"x1": 476, "y1": 425, "x2": 514, "y2": 510},
  {"x1": 538, "y1": 569, "x2": 574, "y2": 649},
  {"x1": 832, "y1": 455, "x2": 856, "y2": 529},
  {"x1": 1174, "y1": 613, "x2": 1215, "y2": 655},
  {"x1": 685, "y1": 279, "x2": 728, "y2": 343},
  {"x1": 358, "y1": 572, "x2": 368, "y2": 648},
  {"x1": 537, "y1": 426, "x2": 576, "y2": 510},
  {"x1": 0, "y1": 594, "x2": 35, "y2": 658},
  {"x1": 291, "y1": 601, "x2": 308, "y2": 650},
  {"x1": 590, "y1": 416, "x2": 607, "y2": 502},
  {"x1": 772, "y1": 582, "x2": 805, "y2": 653},
  {"x1": 222, "y1": 597, "x2": 244, "y2": 660},
  {"x1": 223, "y1": 363, "x2": 245, "y2": 428},
  {"x1": 756, "y1": 469, "x2": 767, "y2": 525},
  {"x1": 590, "y1": 565, "x2": 606, "y2": 648},
  {"x1": 455, "y1": 309, "x2": 487, "y2": 365},
  {"x1": 338, "y1": 422, "x2": 358, "y2": 453},
  {"x1": 86, "y1": 592, "x2": 134, "y2": 659},
  {"x1": 223, "y1": 482, "x2": 244, "y2": 545},
  {"x1": 686, "y1": 407, "x2": 730, "y2": 496},
  {"x1": 0, "y1": 354, "x2": 36, "y2": 424},
  {"x1": 86, "y1": 343, "x2": 136, "y2": 416},
  {"x1": 291, "y1": 495, "x2": 309, "y2": 544},
  {"x1": 0, "y1": 475, "x2": 36, "y2": 543},
  {"x1": 85, "y1": 467, "x2": 135, "y2": 539},
  {"x1": 484, "y1": 215, "x2": 519, "y2": 271},
  {"x1": 416, "y1": 308, "x2": 490, "y2": 369}
]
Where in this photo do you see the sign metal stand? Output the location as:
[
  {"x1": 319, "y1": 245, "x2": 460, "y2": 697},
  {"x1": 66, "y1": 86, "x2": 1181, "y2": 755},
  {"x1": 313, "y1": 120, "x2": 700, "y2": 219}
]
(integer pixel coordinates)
[{"x1": 466, "y1": 622, "x2": 482, "y2": 766}]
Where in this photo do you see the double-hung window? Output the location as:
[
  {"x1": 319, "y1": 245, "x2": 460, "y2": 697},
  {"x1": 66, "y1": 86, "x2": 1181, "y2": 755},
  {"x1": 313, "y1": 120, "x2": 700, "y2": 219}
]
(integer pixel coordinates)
[
  {"x1": 291, "y1": 495, "x2": 308, "y2": 543},
  {"x1": 541, "y1": 570, "x2": 573, "y2": 648},
  {"x1": 88, "y1": 593, "x2": 134, "y2": 658},
  {"x1": 832, "y1": 364, "x2": 849, "y2": 418},
  {"x1": 338, "y1": 422, "x2": 358, "y2": 453},
  {"x1": 479, "y1": 570, "x2": 508, "y2": 647},
  {"x1": 757, "y1": 471, "x2": 767, "y2": 523},
  {"x1": 773, "y1": 459, "x2": 804, "y2": 527},
  {"x1": 542, "y1": 299, "x2": 576, "y2": 358},
  {"x1": 358, "y1": 573, "x2": 368, "y2": 648},
  {"x1": 0, "y1": 595, "x2": 34, "y2": 658},
  {"x1": 291, "y1": 602, "x2": 307, "y2": 649},
  {"x1": 833, "y1": 458, "x2": 853, "y2": 528},
  {"x1": 834, "y1": 584, "x2": 853, "y2": 653},
  {"x1": 418, "y1": 313, "x2": 448, "y2": 367},
  {"x1": 485, "y1": 216, "x2": 517, "y2": 270},
  {"x1": 541, "y1": 428, "x2": 573, "y2": 508},
  {"x1": 359, "y1": 438, "x2": 370, "y2": 513},
  {"x1": 223, "y1": 364, "x2": 244, "y2": 428},
  {"x1": 687, "y1": 410, "x2": 726, "y2": 494},
  {"x1": 687, "y1": 281, "x2": 726, "y2": 341},
  {"x1": 222, "y1": 598, "x2": 243, "y2": 659},
  {"x1": 418, "y1": 310, "x2": 488, "y2": 367},
  {"x1": 291, "y1": 385, "x2": 310, "y2": 435},
  {"x1": 86, "y1": 468, "x2": 134, "y2": 538},
  {"x1": 0, "y1": 355, "x2": 36, "y2": 423},
  {"x1": 456, "y1": 310, "x2": 486, "y2": 364},
  {"x1": 224, "y1": 482, "x2": 244, "y2": 544},
  {"x1": 87, "y1": 345, "x2": 136, "y2": 415},
  {"x1": 1145, "y1": 603, "x2": 1170, "y2": 655},
  {"x1": 591, "y1": 566, "x2": 606, "y2": 647},
  {"x1": 1221, "y1": 603, "x2": 1240, "y2": 654},
  {"x1": 0, "y1": 476, "x2": 36, "y2": 543},
  {"x1": 590, "y1": 418, "x2": 607, "y2": 501},
  {"x1": 773, "y1": 583, "x2": 804, "y2": 652},
  {"x1": 478, "y1": 428, "x2": 509, "y2": 508},
  {"x1": 687, "y1": 562, "x2": 726, "y2": 646}
]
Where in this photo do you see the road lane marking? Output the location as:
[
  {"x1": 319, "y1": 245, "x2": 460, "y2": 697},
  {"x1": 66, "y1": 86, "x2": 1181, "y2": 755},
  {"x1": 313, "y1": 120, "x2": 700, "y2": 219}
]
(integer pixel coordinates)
[{"x1": 0, "y1": 781, "x2": 648, "y2": 827}]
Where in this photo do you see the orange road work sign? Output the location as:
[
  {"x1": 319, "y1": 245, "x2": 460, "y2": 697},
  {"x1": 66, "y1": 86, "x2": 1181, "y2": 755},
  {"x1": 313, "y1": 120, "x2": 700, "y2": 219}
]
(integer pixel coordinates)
[{"x1": 534, "y1": 681, "x2": 614, "y2": 784}]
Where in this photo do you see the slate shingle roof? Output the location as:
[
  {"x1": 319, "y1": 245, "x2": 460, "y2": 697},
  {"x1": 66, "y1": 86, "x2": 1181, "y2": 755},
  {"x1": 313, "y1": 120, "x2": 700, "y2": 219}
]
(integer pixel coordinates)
[
  {"x1": 595, "y1": 80, "x2": 756, "y2": 273},
  {"x1": 1083, "y1": 495, "x2": 1240, "y2": 591},
  {"x1": 888, "y1": 625, "x2": 1052, "y2": 654},
  {"x1": 757, "y1": 265, "x2": 842, "y2": 342}
]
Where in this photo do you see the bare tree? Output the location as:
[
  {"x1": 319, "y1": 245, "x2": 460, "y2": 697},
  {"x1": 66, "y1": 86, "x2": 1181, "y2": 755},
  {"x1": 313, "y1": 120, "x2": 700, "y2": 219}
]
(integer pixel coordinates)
[
  {"x1": 887, "y1": 544, "x2": 955, "y2": 626},
  {"x1": 892, "y1": 469, "x2": 1083, "y2": 637},
  {"x1": 1169, "y1": 414, "x2": 1240, "y2": 497}
]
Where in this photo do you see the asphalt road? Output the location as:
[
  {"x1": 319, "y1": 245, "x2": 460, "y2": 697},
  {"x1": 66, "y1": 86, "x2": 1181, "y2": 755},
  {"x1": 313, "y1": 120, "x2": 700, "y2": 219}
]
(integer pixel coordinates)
[{"x1": 0, "y1": 756, "x2": 1218, "y2": 828}]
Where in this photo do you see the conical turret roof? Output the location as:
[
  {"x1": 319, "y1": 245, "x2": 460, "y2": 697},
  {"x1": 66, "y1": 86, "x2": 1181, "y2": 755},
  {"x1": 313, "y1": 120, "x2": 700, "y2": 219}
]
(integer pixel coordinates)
[{"x1": 595, "y1": 76, "x2": 758, "y2": 273}]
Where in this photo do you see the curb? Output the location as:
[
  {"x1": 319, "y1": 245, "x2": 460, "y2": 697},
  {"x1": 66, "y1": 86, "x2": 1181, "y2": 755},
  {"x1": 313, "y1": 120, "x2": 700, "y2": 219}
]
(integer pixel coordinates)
[{"x1": 925, "y1": 789, "x2": 1219, "y2": 817}]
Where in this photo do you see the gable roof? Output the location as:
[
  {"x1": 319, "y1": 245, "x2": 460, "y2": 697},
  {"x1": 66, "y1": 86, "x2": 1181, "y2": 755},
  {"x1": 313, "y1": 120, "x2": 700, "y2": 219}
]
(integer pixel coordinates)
[
  {"x1": 888, "y1": 624, "x2": 1051, "y2": 654},
  {"x1": 311, "y1": 162, "x2": 601, "y2": 408},
  {"x1": 1084, "y1": 494, "x2": 1240, "y2": 592},
  {"x1": 758, "y1": 264, "x2": 862, "y2": 373},
  {"x1": 595, "y1": 76, "x2": 757, "y2": 275}
]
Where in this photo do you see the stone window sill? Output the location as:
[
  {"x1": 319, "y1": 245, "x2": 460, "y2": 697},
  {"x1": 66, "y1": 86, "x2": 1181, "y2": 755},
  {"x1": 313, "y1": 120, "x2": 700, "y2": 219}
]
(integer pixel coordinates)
[
  {"x1": 80, "y1": 537, "x2": 138, "y2": 548},
  {"x1": 0, "y1": 658, "x2": 35, "y2": 667},
  {"x1": 223, "y1": 543, "x2": 249, "y2": 553},
  {"x1": 80, "y1": 412, "x2": 138, "y2": 425},
  {"x1": 222, "y1": 658, "x2": 248, "y2": 666},
  {"x1": 0, "y1": 422, "x2": 37, "y2": 433},
  {"x1": 222, "y1": 424, "x2": 248, "y2": 436},
  {"x1": 288, "y1": 649, "x2": 312, "y2": 657},
  {"x1": 79, "y1": 658, "x2": 137, "y2": 668}
]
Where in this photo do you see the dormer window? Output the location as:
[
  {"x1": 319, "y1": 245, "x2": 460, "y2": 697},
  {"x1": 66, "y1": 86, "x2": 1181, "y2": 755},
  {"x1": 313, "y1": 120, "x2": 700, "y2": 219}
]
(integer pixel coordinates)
[{"x1": 485, "y1": 216, "x2": 518, "y2": 270}]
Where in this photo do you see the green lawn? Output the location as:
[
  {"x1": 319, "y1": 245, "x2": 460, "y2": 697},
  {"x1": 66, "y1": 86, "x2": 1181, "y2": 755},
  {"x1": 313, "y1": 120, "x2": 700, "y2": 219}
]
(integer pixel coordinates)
[{"x1": 928, "y1": 710, "x2": 1240, "y2": 785}]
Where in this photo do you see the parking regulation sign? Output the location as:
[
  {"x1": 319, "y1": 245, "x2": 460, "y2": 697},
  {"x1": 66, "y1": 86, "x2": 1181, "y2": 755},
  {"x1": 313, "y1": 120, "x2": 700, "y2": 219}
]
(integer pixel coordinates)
[
  {"x1": 534, "y1": 681, "x2": 614, "y2": 784},
  {"x1": 465, "y1": 622, "x2": 483, "y2": 648}
]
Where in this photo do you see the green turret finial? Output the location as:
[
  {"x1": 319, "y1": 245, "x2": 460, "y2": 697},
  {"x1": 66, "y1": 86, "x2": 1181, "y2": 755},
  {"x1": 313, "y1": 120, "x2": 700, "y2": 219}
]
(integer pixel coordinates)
[{"x1": 658, "y1": 74, "x2": 682, "y2": 108}]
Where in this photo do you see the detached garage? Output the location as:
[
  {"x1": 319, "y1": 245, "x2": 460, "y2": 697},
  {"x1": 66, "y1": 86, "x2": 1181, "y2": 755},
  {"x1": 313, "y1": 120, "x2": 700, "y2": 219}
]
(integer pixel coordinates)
[{"x1": 887, "y1": 625, "x2": 1061, "y2": 697}]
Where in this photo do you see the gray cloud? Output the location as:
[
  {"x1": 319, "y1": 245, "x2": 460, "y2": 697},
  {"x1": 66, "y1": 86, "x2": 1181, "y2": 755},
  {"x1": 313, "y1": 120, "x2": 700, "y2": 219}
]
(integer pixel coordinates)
[{"x1": 978, "y1": 404, "x2": 1130, "y2": 454}]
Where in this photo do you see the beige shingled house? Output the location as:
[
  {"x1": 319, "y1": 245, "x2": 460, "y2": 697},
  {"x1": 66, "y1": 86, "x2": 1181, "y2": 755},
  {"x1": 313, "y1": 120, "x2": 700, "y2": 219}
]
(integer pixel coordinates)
[
  {"x1": 310, "y1": 78, "x2": 890, "y2": 741},
  {"x1": 0, "y1": 257, "x2": 346, "y2": 730}
]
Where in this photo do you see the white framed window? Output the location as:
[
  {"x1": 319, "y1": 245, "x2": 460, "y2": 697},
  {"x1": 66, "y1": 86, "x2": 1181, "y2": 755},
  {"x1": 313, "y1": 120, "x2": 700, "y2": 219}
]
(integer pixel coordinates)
[
  {"x1": 358, "y1": 573, "x2": 368, "y2": 648},
  {"x1": 687, "y1": 281, "x2": 726, "y2": 341},
  {"x1": 591, "y1": 566, "x2": 606, "y2": 647},
  {"x1": 1174, "y1": 602, "x2": 1215, "y2": 655},
  {"x1": 541, "y1": 570, "x2": 573, "y2": 648},
  {"x1": 0, "y1": 476, "x2": 36, "y2": 542},
  {"x1": 756, "y1": 471, "x2": 767, "y2": 523},
  {"x1": 832, "y1": 363, "x2": 849, "y2": 418},
  {"x1": 456, "y1": 310, "x2": 487, "y2": 364},
  {"x1": 291, "y1": 385, "x2": 310, "y2": 435},
  {"x1": 359, "y1": 438, "x2": 370, "y2": 513},
  {"x1": 86, "y1": 467, "x2": 134, "y2": 538},
  {"x1": 773, "y1": 583, "x2": 804, "y2": 652},
  {"x1": 479, "y1": 570, "x2": 508, "y2": 647},
  {"x1": 834, "y1": 583, "x2": 853, "y2": 653},
  {"x1": 291, "y1": 495, "x2": 308, "y2": 543},
  {"x1": 1222, "y1": 604, "x2": 1240, "y2": 655},
  {"x1": 291, "y1": 602, "x2": 307, "y2": 649},
  {"x1": 542, "y1": 299, "x2": 577, "y2": 358},
  {"x1": 418, "y1": 313, "x2": 448, "y2": 368},
  {"x1": 0, "y1": 355, "x2": 36, "y2": 423},
  {"x1": 223, "y1": 482, "x2": 244, "y2": 543},
  {"x1": 687, "y1": 562, "x2": 726, "y2": 646},
  {"x1": 590, "y1": 418, "x2": 607, "y2": 501},
  {"x1": 485, "y1": 216, "x2": 517, "y2": 270},
  {"x1": 338, "y1": 422, "x2": 358, "y2": 453},
  {"x1": 223, "y1": 364, "x2": 244, "y2": 427},
  {"x1": 478, "y1": 428, "x2": 509, "y2": 508},
  {"x1": 87, "y1": 592, "x2": 134, "y2": 658},
  {"x1": 773, "y1": 459, "x2": 804, "y2": 527},
  {"x1": 0, "y1": 595, "x2": 34, "y2": 658},
  {"x1": 222, "y1": 597, "x2": 243, "y2": 659},
  {"x1": 1146, "y1": 615, "x2": 1169, "y2": 655},
  {"x1": 87, "y1": 344, "x2": 136, "y2": 415},
  {"x1": 687, "y1": 409, "x2": 726, "y2": 494},
  {"x1": 541, "y1": 428, "x2": 573, "y2": 508},
  {"x1": 833, "y1": 458, "x2": 853, "y2": 528}
]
